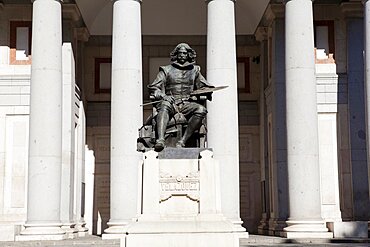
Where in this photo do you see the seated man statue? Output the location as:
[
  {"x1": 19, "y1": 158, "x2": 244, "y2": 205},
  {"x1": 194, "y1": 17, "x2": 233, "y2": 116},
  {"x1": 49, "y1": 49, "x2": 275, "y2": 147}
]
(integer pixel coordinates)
[{"x1": 148, "y1": 43, "x2": 213, "y2": 152}]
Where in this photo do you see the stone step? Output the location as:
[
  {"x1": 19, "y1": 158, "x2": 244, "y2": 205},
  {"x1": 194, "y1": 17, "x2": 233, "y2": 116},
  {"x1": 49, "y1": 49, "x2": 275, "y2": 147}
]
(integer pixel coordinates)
[
  {"x1": 0, "y1": 236, "x2": 119, "y2": 247},
  {"x1": 0, "y1": 235, "x2": 369, "y2": 247}
]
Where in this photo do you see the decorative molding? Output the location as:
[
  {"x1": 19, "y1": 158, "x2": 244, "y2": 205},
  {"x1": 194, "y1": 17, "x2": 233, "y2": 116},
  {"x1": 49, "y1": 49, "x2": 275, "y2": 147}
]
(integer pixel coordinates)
[{"x1": 159, "y1": 171, "x2": 200, "y2": 202}]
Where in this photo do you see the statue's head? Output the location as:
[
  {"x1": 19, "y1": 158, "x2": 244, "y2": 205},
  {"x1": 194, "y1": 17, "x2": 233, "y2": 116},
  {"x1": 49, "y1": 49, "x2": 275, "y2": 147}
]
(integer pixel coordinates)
[{"x1": 170, "y1": 43, "x2": 196, "y2": 64}]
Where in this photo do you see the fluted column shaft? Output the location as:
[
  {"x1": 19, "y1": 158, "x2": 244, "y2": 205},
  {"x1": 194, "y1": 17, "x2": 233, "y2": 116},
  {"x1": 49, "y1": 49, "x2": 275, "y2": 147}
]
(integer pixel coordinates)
[
  {"x1": 206, "y1": 0, "x2": 244, "y2": 232},
  {"x1": 20, "y1": 0, "x2": 65, "y2": 239},
  {"x1": 104, "y1": 0, "x2": 143, "y2": 238}
]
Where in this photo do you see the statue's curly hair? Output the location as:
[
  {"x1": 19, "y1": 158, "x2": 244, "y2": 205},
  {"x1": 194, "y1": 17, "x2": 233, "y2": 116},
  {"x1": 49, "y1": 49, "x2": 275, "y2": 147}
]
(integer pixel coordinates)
[{"x1": 170, "y1": 43, "x2": 197, "y2": 63}]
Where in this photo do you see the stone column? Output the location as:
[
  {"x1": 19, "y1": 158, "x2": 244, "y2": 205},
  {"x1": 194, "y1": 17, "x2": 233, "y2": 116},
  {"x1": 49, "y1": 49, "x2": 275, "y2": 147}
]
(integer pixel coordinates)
[
  {"x1": 206, "y1": 0, "x2": 244, "y2": 232},
  {"x1": 103, "y1": 0, "x2": 143, "y2": 238},
  {"x1": 363, "y1": 0, "x2": 370, "y2": 225},
  {"x1": 255, "y1": 27, "x2": 270, "y2": 235},
  {"x1": 75, "y1": 100, "x2": 88, "y2": 236},
  {"x1": 60, "y1": 43, "x2": 77, "y2": 238},
  {"x1": 342, "y1": 2, "x2": 370, "y2": 222},
  {"x1": 283, "y1": 0, "x2": 331, "y2": 238},
  {"x1": 17, "y1": 0, "x2": 65, "y2": 240},
  {"x1": 268, "y1": 16, "x2": 290, "y2": 236}
]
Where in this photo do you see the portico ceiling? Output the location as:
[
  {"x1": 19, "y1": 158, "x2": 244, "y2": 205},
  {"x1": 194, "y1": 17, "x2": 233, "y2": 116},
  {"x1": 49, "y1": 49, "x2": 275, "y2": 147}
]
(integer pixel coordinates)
[{"x1": 75, "y1": 0, "x2": 270, "y2": 36}]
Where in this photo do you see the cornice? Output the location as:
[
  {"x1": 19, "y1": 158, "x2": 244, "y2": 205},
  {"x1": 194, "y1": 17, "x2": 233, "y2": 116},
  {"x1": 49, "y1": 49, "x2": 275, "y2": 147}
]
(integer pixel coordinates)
[
  {"x1": 62, "y1": 3, "x2": 81, "y2": 22},
  {"x1": 260, "y1": 4, "x2": 285, "y2": 27}
]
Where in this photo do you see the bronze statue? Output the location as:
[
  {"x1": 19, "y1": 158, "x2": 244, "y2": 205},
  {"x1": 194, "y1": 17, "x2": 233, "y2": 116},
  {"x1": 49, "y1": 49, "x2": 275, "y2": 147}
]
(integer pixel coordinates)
[{"x1": 148, "y1": 43, "x2": 214, "y2": 152}]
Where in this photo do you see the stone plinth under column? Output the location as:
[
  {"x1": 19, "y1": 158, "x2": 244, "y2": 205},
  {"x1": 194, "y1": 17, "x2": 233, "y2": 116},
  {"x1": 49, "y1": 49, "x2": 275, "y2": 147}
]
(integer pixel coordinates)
[
  {"x1": 282, "y1": 221, "x2": 332, "y2": 238},
  {"x1": 120, "y1": 149, "x2": 245, "y2": 247},
  {"x1": 15, "y1": 224, "x2": 66, "y2": 241}
]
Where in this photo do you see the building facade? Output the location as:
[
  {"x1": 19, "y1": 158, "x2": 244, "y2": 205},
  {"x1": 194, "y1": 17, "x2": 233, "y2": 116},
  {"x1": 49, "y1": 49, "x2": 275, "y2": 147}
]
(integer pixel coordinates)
[{"x1": 0, "y1": 0, "x2": 369, "y2": 241}]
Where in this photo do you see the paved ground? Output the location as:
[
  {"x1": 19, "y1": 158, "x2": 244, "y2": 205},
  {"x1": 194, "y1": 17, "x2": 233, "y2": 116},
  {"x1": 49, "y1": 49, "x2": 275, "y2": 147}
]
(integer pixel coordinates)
[
  {"x1": 0, "y1": 235, "x2": 368, "y2": 247},
  {"x1": 240, "y1": 235, "x2": 370, "y2": 246}
]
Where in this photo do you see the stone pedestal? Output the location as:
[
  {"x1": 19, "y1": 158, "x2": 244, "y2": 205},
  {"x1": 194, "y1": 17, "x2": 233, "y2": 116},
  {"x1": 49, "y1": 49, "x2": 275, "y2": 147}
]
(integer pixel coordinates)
[{"x1": 120, "y1": 149, "x2": 241, "y2": 247}]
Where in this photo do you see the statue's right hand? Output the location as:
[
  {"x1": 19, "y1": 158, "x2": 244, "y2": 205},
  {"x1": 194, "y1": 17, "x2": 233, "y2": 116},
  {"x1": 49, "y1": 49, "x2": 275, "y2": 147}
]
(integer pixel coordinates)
[{"x1": 162, "y1": 95, "x2": 175, "y2": 104}]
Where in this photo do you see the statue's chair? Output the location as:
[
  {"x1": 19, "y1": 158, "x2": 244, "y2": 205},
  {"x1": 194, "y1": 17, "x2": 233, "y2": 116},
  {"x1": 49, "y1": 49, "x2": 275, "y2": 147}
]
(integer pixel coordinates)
[{"x1": 137, "y1": 97, "x2": 208, "y2": 152}]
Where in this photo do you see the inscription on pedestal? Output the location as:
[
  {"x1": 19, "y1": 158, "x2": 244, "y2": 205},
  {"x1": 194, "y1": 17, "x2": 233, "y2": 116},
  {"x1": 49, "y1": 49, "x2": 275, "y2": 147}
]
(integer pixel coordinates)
[{"x1": 159, "y1": 172, "x2": 200, "y2": 202}]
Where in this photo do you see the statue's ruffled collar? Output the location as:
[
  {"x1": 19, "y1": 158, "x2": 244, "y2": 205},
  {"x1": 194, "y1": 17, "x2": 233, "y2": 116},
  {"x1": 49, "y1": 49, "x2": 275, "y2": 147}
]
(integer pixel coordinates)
[{"x1": 171, "y1": 61, "x2": 195, "y2": 70}]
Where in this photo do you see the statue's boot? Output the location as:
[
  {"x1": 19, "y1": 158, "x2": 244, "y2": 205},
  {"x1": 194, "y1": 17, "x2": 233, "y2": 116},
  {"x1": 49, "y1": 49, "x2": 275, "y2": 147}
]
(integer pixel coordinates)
[
  {"x1": 154, "y1": 110, "x2": 170, "y2": 152},
  {"x1": 176, "y1": 115, "x2": 203, "y2": 148}
]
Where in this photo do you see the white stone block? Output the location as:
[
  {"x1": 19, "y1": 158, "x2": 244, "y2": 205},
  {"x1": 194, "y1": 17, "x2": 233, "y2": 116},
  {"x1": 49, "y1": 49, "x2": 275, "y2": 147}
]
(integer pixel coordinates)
[
  {"x1": 325, "y1": 84, "x2": 338, "y2": 93},
  {"x1": 316, "y1": 84, "x2": 326, "y2": 93},
  {"x1": 315, "y1": 63, "x2": 337, "y2": 74},
  {"x1": 328, "y1": 221, "x2": 368, "y2": 238},
  {"x1": 325, "y1": 93, "x2": 337, "y2": 104},
  {"x1": 0, "y1": 225, "x2": 15, "y2": 241},
  {"x1": 317, "y1": 93, "x2": 326, "y2": 104},
  {"x1": 317, "y1": 104, "x2": 337, "y2": 113},
  {"x1": 0, "y1": 46, "x2": 10, "y2": 65},
  {"x1": 282, "y1": 231, "x2": 333, "y2": 239},
  {"x1": 0, "y1": 95, "x2": 20, "y2": 106}
]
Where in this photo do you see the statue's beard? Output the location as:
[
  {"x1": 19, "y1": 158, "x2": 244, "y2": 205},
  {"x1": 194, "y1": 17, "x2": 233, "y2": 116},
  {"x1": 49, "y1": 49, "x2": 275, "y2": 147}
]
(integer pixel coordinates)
[{"x1": 172, "y1": 60, "x2": 195, "y2": 68}]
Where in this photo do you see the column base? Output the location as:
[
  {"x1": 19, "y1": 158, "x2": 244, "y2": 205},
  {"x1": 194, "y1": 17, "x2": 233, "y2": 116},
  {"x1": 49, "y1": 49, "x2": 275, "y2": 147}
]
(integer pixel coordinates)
[
  {"x1": 16, "y1": 223, "x2": 66, "y2": 241},
  {"x1": 102, "y1": 221, "x2": 130, "y2": 240},
  {"x1": 257, "y1": 217, "x2": 270, "y2": 235},
  {"x1": 268, "y1": 219, "x2": 287, "y2": 236},
  {"x1": 282, "y1": 220, "x2": 333, "y2": 239},
  {"x1": 231, "y1": 219, "x2": 249, "y2": 238},
  {"x1": 75, "y1": 221, "x2": 89, "y2": 237},
  {"x1": 61, "y1": 223, "x2": 78, "y2": 239}
]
